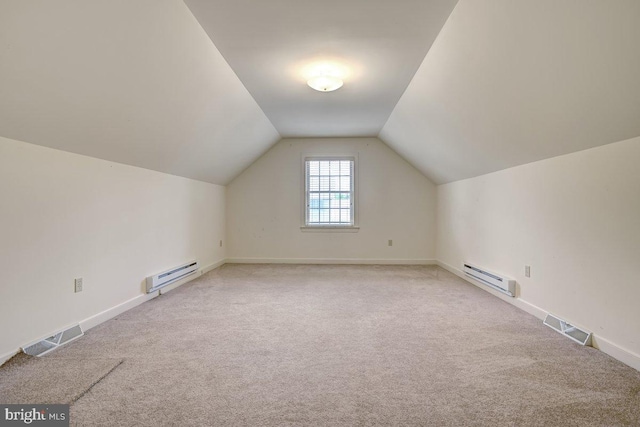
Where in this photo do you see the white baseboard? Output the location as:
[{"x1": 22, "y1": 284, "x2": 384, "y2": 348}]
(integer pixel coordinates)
[
  {"x1": 591, "y1": 336, "x2": 640, "y2": 372},
  {"x1": 226, "y1": 258, "x2": 436, "y2": 265},
  {"x1": 159, "y1": 258, "x2": 226, "y2": 294},
  {"x1": 436, "y1": 260, "x2": 547, "y2": 320},
  {"x1": 7, "y1": 257, "x2": 636, "y2": 373},
  {"x1": 0, "y1": 260, "x2": 228, "y2": 367},
  {"x1": 0, "y1": 349, "x2": 20, "y2": 366},
  {"x1": 86, "y1": 259, "x2": 226, "y2": 323},
  {"x1": 79, "y1": 292, "x2": 158, "y2": 332},
  {"x1": 436, "y1": 260, "x2": 640, "y2": 372},
  {"x1": 201, "y1": 259, "x2": 226, "y2": 274},
  {"x1": 1, "y1": 293, "x2": 159, "y2": 367}
]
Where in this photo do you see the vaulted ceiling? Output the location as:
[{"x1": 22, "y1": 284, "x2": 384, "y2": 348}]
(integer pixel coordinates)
[
  {"x1": 184, "y1": 0, "x2": 458, "y2": 137},
  {"x1": 0, "y1": 0, "x2": 279, "y2": 185},
  {"x1": 380, "y1": 0, "x2": 640, "y2": 184},
  {"x1": 1, "y1": 0, "x2": 639, "y2": 185}
]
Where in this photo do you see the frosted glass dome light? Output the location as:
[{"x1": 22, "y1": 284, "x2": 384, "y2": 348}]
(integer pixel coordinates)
[{"x1": 307, "y1": 75, "x2": 344, "y2": 92}]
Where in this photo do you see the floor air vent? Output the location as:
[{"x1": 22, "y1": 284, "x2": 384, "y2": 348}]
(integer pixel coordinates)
[
  {"x1": 23, "y1": 324, "x2": 84, "y2": 357},
  {"x1": 543, "y1": 314, "x2": 592, "y2": 346}
]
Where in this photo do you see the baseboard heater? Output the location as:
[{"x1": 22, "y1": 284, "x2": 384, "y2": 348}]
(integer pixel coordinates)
[
  {"x1": 543, "y1": 313, "x2": 592, "y2": 346},
  {"x1": 23, "y1": 324, "x2": 84, "y2": 357},
  {"x1": 463, "y1": 262, "x2": 516, "y2": 297},
  {"x1": 146, "y1": 260, "x2": 198, "y2": 293}
]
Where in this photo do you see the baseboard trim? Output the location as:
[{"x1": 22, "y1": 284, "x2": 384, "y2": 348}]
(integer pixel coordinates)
[
  {"x1": 226, "y1": 258, "x2": 436, "y2": 265},
  {"x1": 0, "y1": 349, "x2": 20, "y2": 366},
  {"x1": 159, "y1": 258, "x2": 226, "y2": 294},
  {"x1": 591, "y1": 336, "x2": 640, "y2": 372},
  {"x1": 2, "y1": 292, "x2": 160, "y2": 367},
  {"x1": 437, "y1": 260, "x2": 547, "y2": 319},
  {"x1": 201, "y1": 259, "x2": 226, "y2": 274},
  {"x1": 0, "y1": 259, "x2": 229, "y2": 367},
  {"x1": 8, "y1": 258, "x2": 636, "y2": 372},
  {"x1": 80, "y1": 293, "x2": 158, "y2": 331},
  {"x1": 436, "y1": 260, "x2": 640, "y2": 372}
]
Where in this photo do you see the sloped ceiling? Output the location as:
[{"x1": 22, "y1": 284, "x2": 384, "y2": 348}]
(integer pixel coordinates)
[
  {"x1": 0, "y1": 0, "x2": 279, "y2": 185},
  {"x1": 1, "y1": 0, "x2": 639, "y2": 186},
  {"x1": 184, "y1": 0, "x2": 458, "y2": 137},
  {"x1": 380, "y1": 0, "x2": 640, "y2": 184}
]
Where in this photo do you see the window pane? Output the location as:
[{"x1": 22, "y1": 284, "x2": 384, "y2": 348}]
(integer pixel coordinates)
[
  {"x1": 319, "y1": 193, "x2": 330, "y2": 204},
  {"x1": 309, "y1": 176, "x2": 319, "y2": 191},
  {"x1": 330, "y1": 195, "x2": 340, "y2": 208},
  {"x1": 309, "y1": 193, "x2": 319, "y2": 208},
  {"x1": 319, "y1": 161, "x2": 330, "y2": 175},
  {"x1": 319, "y1": 176, "x2": 330, "y2": 191},
  {"x1": 340, "y1": 193, "x2": 350, "y2": 208},
  {"x1": 309, "y1": 209, "x2": 319, "y2": 222},
  {"x1": 340, "y1": 176, "x2": 351, "y2": 191},
  {"x1": 330, "y1": 176, "x2": 340, "y2": 191},
  {"x1": 319, "y1": 209, "x2": 329, "y2": 222},
  {"x1": 330, "y1": 161, "x2": 340, "y2": 175},
  {"x1": 340, "y1": 161, "x2": 351, "y2": 175},
  {"x1": 330, "y1": 209, "x2": 340, "y2": 222},
  {"x1": 309, "y1": 161, "x2": 320, "y2": 175},
  {"x1": 340, "y1": 209, "x2": 351, "y2": 222}
]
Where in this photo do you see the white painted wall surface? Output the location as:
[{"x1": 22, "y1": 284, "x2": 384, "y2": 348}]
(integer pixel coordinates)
[
  {"x1": 0, "y1": 136, "x2": 226, "y2": 360},
  {"x1": 227, "y1": 138, "x2": 436, "y2": 263},
  {"x1": 437, "y1": 137, "x2": 640, "y2": 359}
]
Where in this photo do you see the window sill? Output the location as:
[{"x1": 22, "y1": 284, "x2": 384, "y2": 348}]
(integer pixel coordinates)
[{"x1": 300, "y1": 226, "x2": 360, "y2": 233}]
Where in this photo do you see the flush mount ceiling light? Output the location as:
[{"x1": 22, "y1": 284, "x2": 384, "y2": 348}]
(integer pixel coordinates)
[
  {"x1": 303, "y1": 61, "x2": 349, "y2": 92},
  {"x1": 307, "y1": 75, "x2": 343, "y2": 92}
]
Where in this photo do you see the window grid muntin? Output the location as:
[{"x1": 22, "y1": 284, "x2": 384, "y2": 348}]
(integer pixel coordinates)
[{"x1": 305, "y1": 158, "x2": 354, "y2": 226}]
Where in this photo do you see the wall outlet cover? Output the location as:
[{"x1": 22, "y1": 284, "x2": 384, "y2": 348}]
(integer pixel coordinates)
[{"x1": 74, "y1": 278, "x2": 83, "y2": 293}]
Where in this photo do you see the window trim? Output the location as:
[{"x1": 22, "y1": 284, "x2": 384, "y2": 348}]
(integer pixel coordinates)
[{"x1": 301, "y1": 154, "x2": 359, "y2": 231}]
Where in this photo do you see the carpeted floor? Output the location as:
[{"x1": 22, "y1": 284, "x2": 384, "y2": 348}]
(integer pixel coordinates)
[{"x1": 1, "y1": 264, "x2": 639, "y2": 426}]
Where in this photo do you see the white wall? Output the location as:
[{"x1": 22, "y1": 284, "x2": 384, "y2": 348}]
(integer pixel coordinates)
[
  {"x1": 0, "y1": 136, "x2": 226, "y2": 361},
  {"x1": 227, "y1": 138, "x2": 436, "y2": 263},
  {"x1": 437, "y1": 137, "x2": 640, "y2": 364}
]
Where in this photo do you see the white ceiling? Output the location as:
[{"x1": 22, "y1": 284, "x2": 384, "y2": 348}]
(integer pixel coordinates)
[
  {"x1": 381, "y1": 0, "x2": 640, "y2": 184},
  {"x1": 1, "y1": 0, "x2": 639, "y2": 186},
  {"x1": 0, "y1": 0, "x2": 278, "y2": 185},
  {"x1": 184, "y1": 0, "x2": 458, "y2": 137}
]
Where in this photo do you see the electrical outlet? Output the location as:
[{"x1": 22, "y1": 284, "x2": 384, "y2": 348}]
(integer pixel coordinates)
[
  {"x1": 219, "y1": 240, "x2": 223, "y2": 247},
  {"x1": 74, "y1": 278, "x2": 83, "y2": 293},
  {"x1": 388, "y1": 239, "x2": 393, "y2": 246},
  {"x1": 525, "y1": 266, "x2": 531, "y2": 278}
]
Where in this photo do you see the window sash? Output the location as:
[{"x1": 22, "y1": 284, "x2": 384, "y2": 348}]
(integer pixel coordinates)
[{"x1": 305, "y1": 158, "x2": 354, "y2": 226}]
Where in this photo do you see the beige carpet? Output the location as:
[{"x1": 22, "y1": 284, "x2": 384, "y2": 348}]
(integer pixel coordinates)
[
  {"x1": 1, "y1": 264, "x2": 639, "y2": 426},
  {"x1": 0, "y1": 353, "x2": 123, "y2": 404}
]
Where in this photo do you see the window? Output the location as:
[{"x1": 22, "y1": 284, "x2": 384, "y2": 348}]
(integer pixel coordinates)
[{"x1": 304, "y1": 157, "x2": 355, "y2": 227}]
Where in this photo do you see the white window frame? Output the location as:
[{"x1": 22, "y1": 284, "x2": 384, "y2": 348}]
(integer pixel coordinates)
[{"x1": 301, "y1": 155, "x2": 359, "y2": 232}]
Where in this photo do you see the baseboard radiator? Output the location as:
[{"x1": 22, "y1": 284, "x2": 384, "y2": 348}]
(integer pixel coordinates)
[
  {"x1": 544, "y1": 313, "x2": 592, "y2": 346},
  {"x1": 463, "y1": 263, "x2": 516, "y2": 297},
  {"x1": 146, "y1": 260, "x2": 198, "y2": 293},
  {"x1": 23, "y1": 324, "x2": 84, "y2": 357}
]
